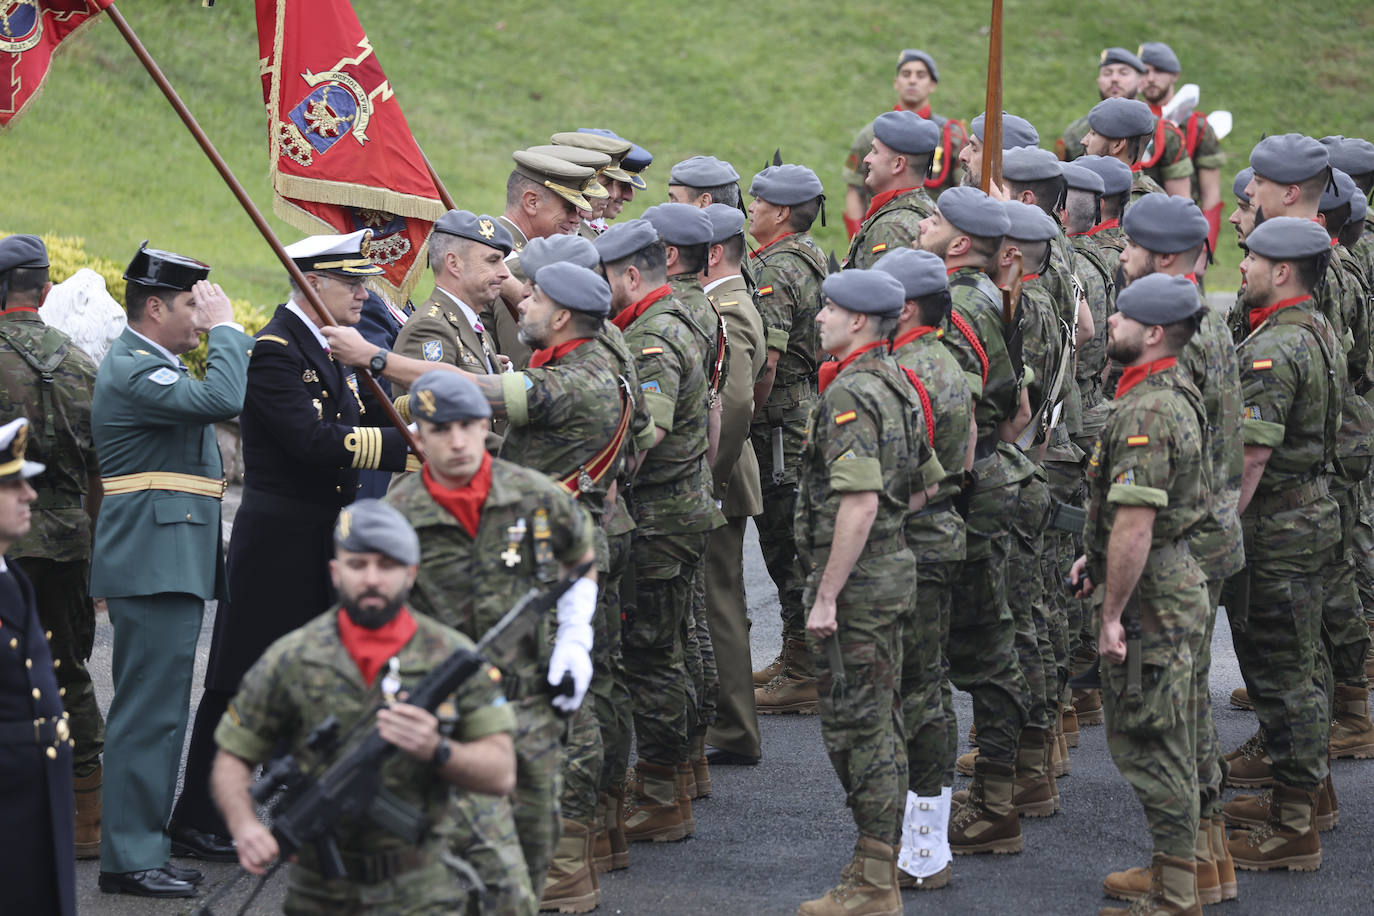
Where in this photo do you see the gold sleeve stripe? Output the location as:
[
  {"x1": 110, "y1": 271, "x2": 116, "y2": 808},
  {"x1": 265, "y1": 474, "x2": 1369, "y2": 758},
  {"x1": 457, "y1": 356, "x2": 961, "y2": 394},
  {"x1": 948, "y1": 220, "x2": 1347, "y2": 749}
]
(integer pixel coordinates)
[
  {"x1": 258, "y1": 335, "x2": 289, "y2": 346},
  {"x1": 345, "y1": 427, "x2": 384, "y2": 469},
  {"x1": 393, "y1": 394, "x2": 412, "y2": 423}
]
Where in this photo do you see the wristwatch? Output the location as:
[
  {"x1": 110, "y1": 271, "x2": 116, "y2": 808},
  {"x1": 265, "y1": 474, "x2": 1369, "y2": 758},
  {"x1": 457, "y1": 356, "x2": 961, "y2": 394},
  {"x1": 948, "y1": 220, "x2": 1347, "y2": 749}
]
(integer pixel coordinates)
[
  {"x1": 431, "y1": 737, "x2": 452, "y2": 770},
  {"x1": 370, "y1": 348, "x2": 390, "y2": 374}
]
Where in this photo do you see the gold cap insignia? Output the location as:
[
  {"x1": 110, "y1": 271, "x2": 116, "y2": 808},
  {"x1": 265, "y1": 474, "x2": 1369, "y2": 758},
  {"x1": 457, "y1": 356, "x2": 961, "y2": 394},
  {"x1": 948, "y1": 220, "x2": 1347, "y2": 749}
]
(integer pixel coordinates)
[
  {"x1": 359, "y1": 229, "x2": 373, "y2": 258},
  {"x1": 338, "y1": 508, "x2": 351, "y2": 539},
  {"x1": 478, "y1": 219, "x2": 496, "y2": 240},
  {"x1": 12, "y1": 424, "x2": 27, "y2": 461},
  {"x1": 416, "y1": 388, "x2": 437, "y2": 417}
]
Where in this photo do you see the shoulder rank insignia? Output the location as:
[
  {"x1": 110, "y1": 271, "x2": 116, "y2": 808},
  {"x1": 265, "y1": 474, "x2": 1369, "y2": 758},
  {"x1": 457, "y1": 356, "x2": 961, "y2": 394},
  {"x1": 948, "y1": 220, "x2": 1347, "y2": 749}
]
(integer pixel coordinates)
[
  {"x1": 871, "y1": 243, "x2": 888, "y2": 254},
  {"x1": 641, "y1": 346, "x2": 664, "y2": 355},
  {"x1": 758, "y1": 285, "x2": 774, "y2": 296},
  {"x1": 1252, "y1": 358, "x2": 1273, "y2": 371},
  {"x1": 423, "y1": 340, "x2": 444, "y2": 361},
  {"x1": 1126, "y1": 434, "x2": 1150, "y2": 447},
  {"x1": 834, "y1": 410, "x2": 857, "y2": 425},
  {"x1": 259, "y1": 335, "x2": 289, "y2": 346},
  {"x1": 146, "y1": 367, "x2": 179, "y2": 386}
]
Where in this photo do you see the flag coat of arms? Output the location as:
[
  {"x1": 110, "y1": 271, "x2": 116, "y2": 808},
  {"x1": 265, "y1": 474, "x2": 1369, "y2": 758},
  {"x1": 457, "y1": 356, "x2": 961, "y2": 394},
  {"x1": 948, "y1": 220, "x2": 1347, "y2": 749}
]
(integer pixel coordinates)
[
  {"x1": 1, "y1": 0, "x2": 110, "y2": 128},
  {"x1": 256, "y1": 0, "x2": 444, "y2": 299}
]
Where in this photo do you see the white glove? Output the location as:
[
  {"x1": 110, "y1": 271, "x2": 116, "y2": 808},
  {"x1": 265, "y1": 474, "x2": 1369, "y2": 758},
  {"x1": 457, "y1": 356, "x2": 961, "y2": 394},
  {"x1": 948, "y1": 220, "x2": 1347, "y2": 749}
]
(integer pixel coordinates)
[{"x1": 549, "y1": 577, "x2": 598, "y2": 712}]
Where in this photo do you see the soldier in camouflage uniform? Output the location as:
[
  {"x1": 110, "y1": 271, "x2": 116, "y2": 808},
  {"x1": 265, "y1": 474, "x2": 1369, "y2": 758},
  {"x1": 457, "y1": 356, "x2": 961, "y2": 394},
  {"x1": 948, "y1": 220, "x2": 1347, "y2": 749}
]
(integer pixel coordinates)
[
  {"x1": 795, "y1": 269, "x2": 937, "y2": 916},
  {"x1": 1056, "y1": 46, "x2": 1145, "y2": 162},
  {"x1": 916, "y1": 187, "x2": 1035, "y2": 855},
  {"x1": 1061, "y1": 163, "x2": 1116, "y2": 446},
  {"x1": 955, "y1": 111, "x2": 1039, "y2": 190},
  {"x1": 844, "y1": 110, "x2": 938, "y2": 269},
  {"x1": 875, "y1": 248, "x2": 973, "y2": 890},
  {"x1": 745, "y1": 166, "x2": 829, "y2": 711},
  {"x1": 1075, "y1": 155, "x2": 1134, "y2": 264},
  {"x1": 593, "y1": 220, "x2": 724, "y2": 842},
  {"x1": 212, "y1": 499, "x2": 518, "y2": 916},
  {"x1": 1320, "y1": 136, "x2": 1374, "y2": 290},
  {"x1": 1106, "y1": 194, "x2": 1245, "y2": 905},
  {"x1": 1221, "y1": 218, "x2": 1343, "y2": 872},
  {"x1": 378, "y1": 370, "x2": 597, "y2": 910},
  {"x1": 1072, "y1": 273, "x2": 1211, "y2": 915},
  {"x1": 0, "y1": 236, "x2": 104, "y2": 857},
  {"x1": 841, "y1": 49, "x2": 967, "y2": 236},
  {"x1": 1082, "y1": 98, "x2": 1189, "y2": 203}
]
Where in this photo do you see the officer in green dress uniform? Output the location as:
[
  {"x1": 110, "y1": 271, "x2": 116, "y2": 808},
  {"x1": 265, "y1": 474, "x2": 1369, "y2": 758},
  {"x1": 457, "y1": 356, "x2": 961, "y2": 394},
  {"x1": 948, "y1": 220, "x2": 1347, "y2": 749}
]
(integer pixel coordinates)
[{"x1": 91, "y1": 244, "x2": 254, "y2": 897}]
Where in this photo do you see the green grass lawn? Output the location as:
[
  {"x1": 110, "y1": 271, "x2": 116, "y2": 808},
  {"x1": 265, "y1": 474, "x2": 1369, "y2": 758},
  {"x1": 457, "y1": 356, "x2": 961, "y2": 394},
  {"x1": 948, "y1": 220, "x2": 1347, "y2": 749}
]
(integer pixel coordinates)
[{"x1": 4, "y1": 0, "x2": 1373, "y2": 308}]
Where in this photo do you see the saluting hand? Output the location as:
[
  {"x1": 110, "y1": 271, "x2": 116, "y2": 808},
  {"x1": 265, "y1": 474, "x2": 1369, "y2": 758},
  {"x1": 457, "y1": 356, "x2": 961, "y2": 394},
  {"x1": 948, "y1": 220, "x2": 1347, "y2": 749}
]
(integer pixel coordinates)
[
  {"x1": 377, "y1": 701, "x2": 442, "y2": 762},
  {"x1": 191, "y1": 280, "x2": 234, "y2": 331},
  {"x1": 320, "y1": 325, "x2": 377, "y2": 368}
]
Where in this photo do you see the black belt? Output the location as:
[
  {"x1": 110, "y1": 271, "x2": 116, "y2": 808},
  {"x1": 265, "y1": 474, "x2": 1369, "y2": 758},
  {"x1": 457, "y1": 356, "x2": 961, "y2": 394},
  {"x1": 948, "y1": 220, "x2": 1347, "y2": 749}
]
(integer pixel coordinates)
[
  {"x1": 336, "y1": 846, "x2": 435, "y2": 884},
  {"x1": 0, "y1": 716, "x2": 68, "y2": 745}
]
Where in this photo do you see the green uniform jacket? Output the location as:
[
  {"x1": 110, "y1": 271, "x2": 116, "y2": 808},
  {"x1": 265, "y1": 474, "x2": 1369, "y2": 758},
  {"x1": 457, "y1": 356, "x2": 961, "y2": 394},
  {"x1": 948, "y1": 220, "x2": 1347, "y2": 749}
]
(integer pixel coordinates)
[
  {"x1": 89, "y1": 325, "x2": 253, "y2": 599},
  {"x1": 395, "y1": 290, "x2": 498, "y2": 386},
  {"x1": 844, "y1": 187, "x2": 936, "y2": 269},
  {"x1": 750, "y1": 232, "x2": 827, "y2": 400},
  {"x1": 706, "y1": 274, "x2": 765, "y2": 516}
]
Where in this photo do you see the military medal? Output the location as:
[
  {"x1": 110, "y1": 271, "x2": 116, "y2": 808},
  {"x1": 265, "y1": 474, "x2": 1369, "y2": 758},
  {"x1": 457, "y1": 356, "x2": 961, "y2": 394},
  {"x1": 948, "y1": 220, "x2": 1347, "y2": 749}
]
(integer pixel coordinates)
[
  {"x1": 533, "y1": 508, "x2": 554, "y2": 566},
  {"x1": 577, "y1": 466, "x2": 594, "y2": 493},
  {"x1": 381, "y1": 656, "x2": 402, "y2": 702},
  {"x1": 502, "y1": 517, "x2": 527, "y2": 568}
]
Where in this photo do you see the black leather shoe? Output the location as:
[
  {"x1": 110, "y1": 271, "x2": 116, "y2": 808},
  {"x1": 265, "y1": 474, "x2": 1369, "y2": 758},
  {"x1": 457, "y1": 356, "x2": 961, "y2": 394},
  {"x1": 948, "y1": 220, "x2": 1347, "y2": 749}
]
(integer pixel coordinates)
[
  {"x1": 162, "y1": 862, "x2": 205, "y2": 885},
  {"x1": 168, "y1": 823, "x2": 238, "y2": 862},
  {"x1": 98, "y1": 869, "x2": 197, "y2": 898},
  {"x1": 705, "y1": 746, "x2": 760, "y2": 766}
]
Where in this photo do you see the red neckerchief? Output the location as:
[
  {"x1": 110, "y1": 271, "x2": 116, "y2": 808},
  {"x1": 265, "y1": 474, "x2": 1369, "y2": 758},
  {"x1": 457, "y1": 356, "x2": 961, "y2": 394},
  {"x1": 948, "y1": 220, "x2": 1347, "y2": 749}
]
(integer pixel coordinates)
[
  {"x1": 1147, "y1": 103, "x2": 1164, "y2": 117},
  {"x1": 1021, "y1": 273, "x2": 1040, "y2": 283},
  {"x1": 528, "y1": 337, "x2": 592, "y2": 369},
  {"x1": 1088, "y1": 218, "x2": 1119, "y2": 236},
  {"x1": 610, "y1": 284, "x2": 672, "y2": 331},
  {"x1": 818, "y1": 340, "x2": 888, "y2": 393},
  {"x1": 422, "y1": 455, "x2": 492, "y2": 538},
  {"x1": 750, "y1": 232, "x2": 798, "y2": 259},
  {"x1": 1184, "y1": 273, "x2": 1198, "y2": 285},
  {"x1": 1130, "y1": 162, "x2": 1144, "y2": 173},
  {"x1": 864, "y1": 187, "x2": 919, "y2": 222},
  {"x1": 1115, "y1": 356, "x2": 1178, "y2": 399},
  {"x1": 336, "y1": 606, "x2": 418, "y2": 686},
  {"x1": 895, "y1": 103, "x2": 934, "y2": 119},
  {"x1": 0, "y1": 307, "x2": 38, "y2": 314},
  {"x1": 891, "y1": 325, "x2": 939, "y2": 351},
  {"x1": 1247, "y1": 295, "x2": 1312, "y2": 332}
]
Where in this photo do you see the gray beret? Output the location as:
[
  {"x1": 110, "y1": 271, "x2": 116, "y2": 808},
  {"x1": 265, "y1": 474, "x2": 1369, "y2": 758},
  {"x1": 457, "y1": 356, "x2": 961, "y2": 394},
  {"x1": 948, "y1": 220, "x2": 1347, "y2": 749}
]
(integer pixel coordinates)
[
  {"x1": 1232, "y1": 167, "x2": 1254, "y2": 202},
  {"x1": 1077, "y1": 155, "x2": 1133, "y2": 195},
  {"x1": 1003, "y1": 146, "x2": 1063, "y2": 182},
  {"x1": 970, "y1": 112, "x2": 1040, "y2": 149},
  {"x1": 1137, "y1": 42, "x2": 1180, "y2": 73},
  {"x1": 1115, "y1": 273, "x2": 1200, "y2": 326},
  {"x1": 519, "y1": 234, "x2": 600, "y2": 280},
  {"x1": 822, "y1": 269, "x2": 906, "y2": 318},
  {"x1": 1320, "y1": 136, "x2": 1374, "y2": 177},
  {"x1": 1088, "y1": 98, "x2": 1155, "y2": 139},
  {"x1": 1321, "y1": 168, "x2": 1358, "y2": 213},
  {"x1": 1122, "y1": 193, "x2": 1208, "y2": 253},
  {"x1": 669, "y1": 155, "x2": 739, "y2": 188},
  {"x1": 409, "y1": 370, "x2": 493, "y2": 423},
  {"x1": 1099, "y1": 46, "x2": 1145, "y2": 73},
  {"x1": 703, "y1": 203, "x2": 746, "y2": 243},
  {"x1": 334, "y1": 499, "x2": 420, "y2": 566},
  {"x1": 534, "y1": 262, "x2": 611, "y2": 316},
  {"x1": 873, "y1": 110, "x2": 940, "y2": 155},
  {"x1": 1249, "y1": 133, "x2": 1329, "y2": 184},
  {"x1": 434, "y1": 210, "x2": 514, "y2": 256},
  {"x1": 896, "y1": 49, "x2": 938, "y2": 81},
  {"x1": 593, "y1": 219, "x2": 659, "y2": 263},
  {"x1": 938, "y1": 186, "x2": 1012, "y2": 238},
  {"x1": 872, "y1": 247, "x2": 948, "y2": 300},
  {"x1": 1003, "y1": 201, "x2": 1058, "y2": 242},
  {"x1": 1244, "y1": 216, "x2": 1335, "y2": 260},
  {"x1": 1062, "y1": 163, "x2": 1105, "y2": 194},
  {"x1": 641, "y1": 203, "x2": 714, "y2": 246},
  {"x1": 1352, "y1": 190, "x2": 1367, "y2": 225},
  {"x1": 749, "y1": 164, "x2": 825, "y2": 206},
  {"x1": 0, "y1": 235, "x2": 48, "y2": 273}
]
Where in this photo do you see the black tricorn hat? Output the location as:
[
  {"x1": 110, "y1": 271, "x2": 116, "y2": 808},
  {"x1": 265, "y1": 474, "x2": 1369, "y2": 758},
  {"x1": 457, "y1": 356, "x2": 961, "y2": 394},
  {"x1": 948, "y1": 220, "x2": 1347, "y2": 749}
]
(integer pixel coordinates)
[{"x1": 122, "y1": 241, "x2": 210, "y2": 291}]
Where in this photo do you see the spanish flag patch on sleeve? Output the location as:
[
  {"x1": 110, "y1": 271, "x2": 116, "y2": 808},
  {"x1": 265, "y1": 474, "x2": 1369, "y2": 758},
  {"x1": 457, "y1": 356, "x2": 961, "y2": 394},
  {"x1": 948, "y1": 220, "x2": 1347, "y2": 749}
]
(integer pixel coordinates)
[
  {"x1": 1252, "y1": 358, "x2": 1273, "y2": 370},
  {"x1": 1126, "y1": 434, "x2": 1150, "y2": 447},
  {"x1": 641, "y1": 346, "x2": 664, "y2": 355},
  {"x1": 871, "y1": 243, "x2": 888, "y2": 253},
  {"x1": 758, "y1": 285, "x2": 774, "y2": 296},
  {"x1": 834, "y1": 410, "x2": 857, "y2": 426}
]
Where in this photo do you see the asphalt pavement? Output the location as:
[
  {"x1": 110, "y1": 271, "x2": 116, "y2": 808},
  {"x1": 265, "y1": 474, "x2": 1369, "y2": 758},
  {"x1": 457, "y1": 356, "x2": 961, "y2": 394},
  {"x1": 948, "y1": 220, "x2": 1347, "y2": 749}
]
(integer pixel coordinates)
[{"x1": 76, "y1": 491, "x2": 1374, "y2": 914}]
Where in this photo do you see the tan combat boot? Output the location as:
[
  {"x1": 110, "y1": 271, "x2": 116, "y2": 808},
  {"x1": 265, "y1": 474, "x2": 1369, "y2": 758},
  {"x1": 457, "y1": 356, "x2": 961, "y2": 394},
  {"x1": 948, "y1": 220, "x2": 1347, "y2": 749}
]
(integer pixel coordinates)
[
  {"x1": 679, "y1": 755, "x2": 697, "y2": 801},
  {"x1": 756, "y1": 638, "x2": 820, "y2": 714},
  {"x1": 622, "y1": 761, "x2": 686, "y2": 843},
  {"x1": 1222, "y1": 731, "x2": 1272, "y2": 788},
  {"x1": 539, "y1": 818, "x2": 600, "y2": 913},
  {"x1": 1328, "y1": 685, "x2": 1374, "y2": 758},
  {"x1": 949, "y1": 758, "x2": 1022, "y2": 855},
  {"x1": 1062, "y1": 703, "x2": 1080, "y2": 748},
  {"x1": 674, "y1": 761, "x2": 695, "y2": 836},
  {"x1": 1209, "y1": 815, "x2": 1237, "y2": 902},
  {"x1": 73, "y1": 763, "x2": 102, "y2": 859},
  {"x1": 1099, "y1": 854, "x2": 1201, "y2": 916},
  {"x1": 1011, "y1": 728, "x2": 1057, "y2": 817},
  {"x1": 1073, "y1": 687, "x2": 1104, "y2": 726},
  {"x1": 1228, "y1": 783, "x2": 1321, "y2": 872},
  {"x1": 955, "y1": 748, "x2": 978, "y2": 777},
  {"x1": 1194, "y1": 816, "x2": 1221, "y2": 906},
  {"x1": 1230, "y1": 687, "x2": 1253, "y2": 710},
  {"x1": 797, "y1": 835, "x2": 901, "y2": 916},
  {"x1": 690, "y1": 733, "x2": 711, "y2": 798},
  {"x1": 1226, "y1": 771, "x2": 1337, "y2": 833},
  {"x1": 1051, "y1": 717, "x2": 1071, "y2": 778},
  {"x1": 754, "y1": 636, "x2": 807, "y2": 687}
]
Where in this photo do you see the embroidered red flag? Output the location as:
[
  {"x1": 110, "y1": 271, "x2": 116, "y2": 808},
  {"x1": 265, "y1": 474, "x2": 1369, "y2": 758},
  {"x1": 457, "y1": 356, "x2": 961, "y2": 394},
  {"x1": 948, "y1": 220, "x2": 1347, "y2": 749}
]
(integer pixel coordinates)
[
  {"x1": 1, "y1": 1, "x2": 111, "y2": 128},
  {"x1": 256, "y1": 0, "x2": 444, "y2": 300}
]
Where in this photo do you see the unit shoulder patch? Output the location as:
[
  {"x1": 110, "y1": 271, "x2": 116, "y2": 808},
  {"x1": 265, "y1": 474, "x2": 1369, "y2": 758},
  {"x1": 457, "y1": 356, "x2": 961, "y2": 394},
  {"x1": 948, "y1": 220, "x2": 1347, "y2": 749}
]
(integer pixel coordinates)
[
  {"x1": 145, "y1": 367, "x2": 179, "y2": 386},
  {"x1": 423, "y1": 340, "x2": 444, "y2": 361},
  {"x1": 834, "y1": 410, "x2": 857, "y2": 426},
  {"x1": 1252, "y1": 358, "x2": 1273, "y2": 371},
  {"x1": 1126, "y1": 434, "x2": 1149, "y2": 447}
]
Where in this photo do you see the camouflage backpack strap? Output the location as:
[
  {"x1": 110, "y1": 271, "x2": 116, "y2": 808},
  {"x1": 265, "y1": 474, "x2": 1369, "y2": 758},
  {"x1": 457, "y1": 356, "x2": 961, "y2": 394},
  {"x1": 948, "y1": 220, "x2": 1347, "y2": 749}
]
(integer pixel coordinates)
[
  {"x1": 0, "y1": 322, "x2": 68, "y2": 446},
  {"x1": 759, "y1": 238, "x2": 830, "y2": 282},
  {"x1": 1269, "y1": 307, "x2": 1344, "y2": 468}
]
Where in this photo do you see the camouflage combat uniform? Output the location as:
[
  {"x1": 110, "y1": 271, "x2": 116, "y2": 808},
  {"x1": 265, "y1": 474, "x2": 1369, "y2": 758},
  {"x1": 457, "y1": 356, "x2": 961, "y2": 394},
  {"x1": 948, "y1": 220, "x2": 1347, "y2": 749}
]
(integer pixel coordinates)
[
  {"x1": 843, "y1": 107, "x2": 968, "y2": 211},
  {"x1": 386, "y1": 459, "x2": 595, "y2": 906},
  {"x1": 844, "y1": 187, "x2": 937, "y2": 270},
  {"x1": 1224, "y1": 297, "x2": 1342, "y2": 792},
  {"x1": 215, "y1": 609, "x2": 515, "y2": 915},
  {"x1": 795, "y1": 343, "x2": 938, "y2": 846},
  {"x1": 0, "y1": 311, "x2": 103, "y2": 778},
  {"x1": 1085, "y1": 356, "x2": 1210, "y2": 858},
  {"x1": 891, "y1": 324, "x2": 972, "y2": 793},
  {"x1": 1059, "y1": 114, "x2": 1194, "y2": 192},
  {"x1": 748, "y1": 235, "x2": 826, "y2": 653},
  {"x1": 1069, "y1": 231, "x2": 1117, "y2": 448}
]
